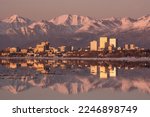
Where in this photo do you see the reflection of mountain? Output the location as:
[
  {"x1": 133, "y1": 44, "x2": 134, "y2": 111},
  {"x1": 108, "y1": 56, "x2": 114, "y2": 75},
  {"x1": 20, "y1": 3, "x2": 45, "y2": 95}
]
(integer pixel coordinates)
[
  {"x1": 0, "y1": 59, "x2": 150, "y2": 94},
  {"x1": 118, "y1": 79, "x2": 150, "y2": 93},
  {"x1": 0, "y1": 78, "x2": 31, "y2": 94},
  {"x1": 1, "y1": 74, "x2": 150, "y2": 95}
]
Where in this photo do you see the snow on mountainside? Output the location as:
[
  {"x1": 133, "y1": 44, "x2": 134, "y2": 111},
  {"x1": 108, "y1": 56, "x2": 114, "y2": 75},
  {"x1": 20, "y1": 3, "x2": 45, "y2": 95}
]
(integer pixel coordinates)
[
  {"x1": 2, "y1": 14, "x2": 32, "y2": 25},
  {"x1": 0, "y1": 14, "x2": 150, "y2": 49},
  {"x1": 49, "y1": 14, "x2": 150, "y2": 33},
  {"x1": 50, "y1": 14, "x2": 96, "y2": 26},
  {"x1": 0, "y1": 14, "x2": 149, "y2": 35},
  {"x1": 0, "y1": 14, "x2": 32, "y2": 35}
]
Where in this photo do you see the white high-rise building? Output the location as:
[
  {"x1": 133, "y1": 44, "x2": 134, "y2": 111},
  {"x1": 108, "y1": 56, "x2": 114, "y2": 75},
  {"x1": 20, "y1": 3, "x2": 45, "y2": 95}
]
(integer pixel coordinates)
[
  {"x1": 90, "y1": 40, "x2": 97, "y2": 51},
  {"x1": 99, "y1": 37, "x2": 108, "y2": 50},
  {"x1": 109, "y1": 38, "x2": 117, "y2": 48}
]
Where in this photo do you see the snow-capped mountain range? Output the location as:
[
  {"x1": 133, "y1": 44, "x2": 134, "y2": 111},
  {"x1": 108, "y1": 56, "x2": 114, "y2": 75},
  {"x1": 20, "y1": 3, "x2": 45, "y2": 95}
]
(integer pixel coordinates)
[{"x1": 0, "y1": 14, "x2": 150, "y2": 49}]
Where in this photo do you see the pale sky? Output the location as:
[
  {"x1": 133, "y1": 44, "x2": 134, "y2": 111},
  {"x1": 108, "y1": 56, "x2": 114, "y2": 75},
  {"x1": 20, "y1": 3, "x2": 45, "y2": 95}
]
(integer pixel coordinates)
[{"x1": 0, "y1": 0, "x2": 150, "y2": 20}]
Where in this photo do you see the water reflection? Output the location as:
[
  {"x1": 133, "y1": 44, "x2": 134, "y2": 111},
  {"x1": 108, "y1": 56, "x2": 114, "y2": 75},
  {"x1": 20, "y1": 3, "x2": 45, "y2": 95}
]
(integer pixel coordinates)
[{"x1": 0, "y1": 59, "x2": 150, "y2": 97}]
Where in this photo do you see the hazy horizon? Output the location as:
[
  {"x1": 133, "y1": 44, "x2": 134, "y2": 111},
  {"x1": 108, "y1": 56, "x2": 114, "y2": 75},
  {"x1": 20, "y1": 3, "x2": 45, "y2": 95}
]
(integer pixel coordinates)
[{"x1": 0, "y1": 0, "x2": 150, "y2": 20}]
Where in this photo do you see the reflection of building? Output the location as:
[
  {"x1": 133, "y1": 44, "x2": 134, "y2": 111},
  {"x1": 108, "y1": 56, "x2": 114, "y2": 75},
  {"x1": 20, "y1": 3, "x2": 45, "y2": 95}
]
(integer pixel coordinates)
[
  {"x1": 109, "y1": 67, "x2": 117, "y2": 78},
  {"x1": 1, "y1": 60, "x2": 9, "y2": 64},
  {"x1": 99, "y1": 66, "x2": 108, "y2": 79},
  {"x1": 20, "y1": 63, "x2": 27, "y2": 67},
  {"x1": 89, "y1": 65, "x2": 118, "y2": 79},
  {"x1": 9, "y1": 63, "x2": 17, "y2": 69},
  {"x1": 99, "y1": 37, "x2": 108, "y2": 50},
  {"x1": 27, "y1": 60, "x2": 34, "y2": 65},
  {"x1": 90, "y1": 40, "x2": 97, "y2": 51},
  {"x1": 34, "y1": 63, "x2": 44, "y2": 69},
  {"x1": 34, "y1": 63, "x2": 47, "y2": 74},
  {"x1": 90, "y1": 65, "x2": 97, "y2": 75}
]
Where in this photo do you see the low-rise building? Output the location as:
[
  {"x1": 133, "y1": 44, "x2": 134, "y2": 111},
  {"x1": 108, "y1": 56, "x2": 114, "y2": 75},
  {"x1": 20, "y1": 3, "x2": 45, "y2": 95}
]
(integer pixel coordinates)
[
  {"x1": 109, "y1": 38, "x2": 117, "y2": 48},
  {"x1": 130, "y1": 44, "x2": 136, "y2": 50},
  {"x1": 108, "y1": 45, "x2": 113, "y2": 53},
  {"x1": 9, "y1": 47, "x2": 19, "y2": 53},
  {"x1": 125, "y1": 44, "x2": 129, "y2": 50},
  {"x1": 58, "y1": 46, "x2": 66, "y2": 52},
  {"x1": 21, "y1": 49, "x2": 28, "y2": 54},
  {"x1": 90, "y1": 40, "x2": 97, "y2": 51},
  {"x1": 34, "y1": 41, "x2": 50, "y2": 53}
]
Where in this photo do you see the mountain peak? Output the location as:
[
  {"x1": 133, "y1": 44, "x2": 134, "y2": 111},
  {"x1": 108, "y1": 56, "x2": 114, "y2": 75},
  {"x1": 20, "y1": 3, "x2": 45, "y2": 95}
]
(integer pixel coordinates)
[
  {"x1": 121, "y1": 17, "x2": 136, "y2": 22},
  {"x1": 9, "y1": 14, "x2": 21, "y2": 20},
  {"x1": 138, "y1": 14, "x2": 150, "y2": 21},
  {"x1": 50, "y1": 14, "x2": 95, "y2": 26},
  {"x1": 3, "y1": 14, "x2": 32, "y2": 24}
]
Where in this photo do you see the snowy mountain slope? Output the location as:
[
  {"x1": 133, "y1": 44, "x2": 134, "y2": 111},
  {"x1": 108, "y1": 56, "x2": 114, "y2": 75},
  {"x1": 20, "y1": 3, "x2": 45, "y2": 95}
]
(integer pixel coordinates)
[
  {"x1": 0, "y1": 14, "x2": 150, "y2": 49},
  {"x1": 0, "y1": 15, "x2": 32, "y2": 35}
]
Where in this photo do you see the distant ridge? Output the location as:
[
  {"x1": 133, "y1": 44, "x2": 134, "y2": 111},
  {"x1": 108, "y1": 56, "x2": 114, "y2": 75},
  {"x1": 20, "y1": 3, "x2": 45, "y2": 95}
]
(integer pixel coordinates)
[{"x1": 0, "y1": 14, "x2": 150, "y2": 49}]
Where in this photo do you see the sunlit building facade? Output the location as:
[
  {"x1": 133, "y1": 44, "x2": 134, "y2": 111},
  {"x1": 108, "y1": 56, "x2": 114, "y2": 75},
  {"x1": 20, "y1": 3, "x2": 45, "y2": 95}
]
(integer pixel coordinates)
[
  {"x1": 58, "y1": 46, "x2": 66, "y2": 52},
  {"x1": 34, "y1": 41, "x2": 50, "y2": 53},
  {"x1": 90, "y1": 40, "x2": 97, "y2": 51},
  {"x1": 109, "y1": 38, "x2": 117, "y2": 48},
  {"x1": 130, "y1": 44, "x2": 136, "y2": 50},
  {"x1": 99, "y1": 37, "x2": 108, "y2": 50},
  {"x1": 9, "y1": 47, "x2": 19, "y2": 53},
  {"x1": 21, "y1": 49, "x2": 28, "y2": 54}
]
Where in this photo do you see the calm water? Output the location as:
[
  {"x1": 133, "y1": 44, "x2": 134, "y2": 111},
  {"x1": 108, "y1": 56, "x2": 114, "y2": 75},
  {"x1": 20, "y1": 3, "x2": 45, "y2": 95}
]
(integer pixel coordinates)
[{"x1": 0, "y1": 59, "x2": 150, "y2": 100}]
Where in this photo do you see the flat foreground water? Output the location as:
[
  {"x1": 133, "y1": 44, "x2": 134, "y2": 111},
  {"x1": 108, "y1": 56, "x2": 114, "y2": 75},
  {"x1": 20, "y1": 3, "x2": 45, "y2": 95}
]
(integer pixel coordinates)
[{"x1": 0, "y1": 59, "x2": 150, "y2": 100}]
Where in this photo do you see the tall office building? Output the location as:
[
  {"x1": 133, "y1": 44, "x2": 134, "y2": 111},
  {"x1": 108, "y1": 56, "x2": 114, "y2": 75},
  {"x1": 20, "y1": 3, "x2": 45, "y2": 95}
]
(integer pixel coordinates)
[
  {"x1": 90, "y1": 40, "x2": 97, "y2": 51},
  {"x1": 99, "y1": 37, "x2": 108, "y2": 50},
  {"x1": 109, "y1": 38, "x2": 117, "y2": 48}
]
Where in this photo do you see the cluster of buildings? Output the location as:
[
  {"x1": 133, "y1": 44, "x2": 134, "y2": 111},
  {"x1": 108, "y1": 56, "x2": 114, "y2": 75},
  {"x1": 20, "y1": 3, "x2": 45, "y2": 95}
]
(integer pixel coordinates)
[
  {"x1": 90, "y1": 37, "x2": 117, "y2": 52},
  {"x1": 0, "y1": 41, "x2": 74, "y2": 57},
  {"x1": 124, "y1": 44, "x2": 140, "y2": 50},
  {"x1": 0, "y1": 36, "x2": 144, "y2": 57},
  {"x1": 90, "y1": 37, "x2": 141, "y2": 53}
]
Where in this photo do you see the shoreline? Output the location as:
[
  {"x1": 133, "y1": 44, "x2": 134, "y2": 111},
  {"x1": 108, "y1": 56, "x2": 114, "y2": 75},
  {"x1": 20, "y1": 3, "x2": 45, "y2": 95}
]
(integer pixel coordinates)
[{"x1": 0, "y1": 57, "x2": 150, "y2": 61}]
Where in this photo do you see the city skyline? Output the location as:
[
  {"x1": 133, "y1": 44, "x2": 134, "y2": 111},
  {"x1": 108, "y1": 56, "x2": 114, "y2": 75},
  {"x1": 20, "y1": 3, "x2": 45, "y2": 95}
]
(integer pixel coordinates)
[
  {"x1": 0, "y1": 0, "x2": 150, "y2": 20},
  {"x1": 1, "y1": 0, "x2": 150, "y2": 102}
]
